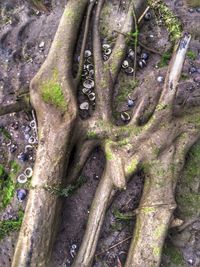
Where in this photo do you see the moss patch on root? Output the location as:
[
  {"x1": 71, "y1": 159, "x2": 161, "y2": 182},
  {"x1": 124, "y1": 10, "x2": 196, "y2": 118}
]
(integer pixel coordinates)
[
  {"x1": 0, "y1": 209, "x2": 24, "y2": 240},
  {"x1": 176, "y1": 141, "x2": 200, "y2": 218},
  {"x1": 41, "y1": 71, "x2": 67, "y2": 111}
]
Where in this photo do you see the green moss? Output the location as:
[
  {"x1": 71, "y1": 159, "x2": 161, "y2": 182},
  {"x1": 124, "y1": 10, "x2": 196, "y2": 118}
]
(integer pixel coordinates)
[
  {"x1": 176, "y1": 142, "x2": 200, "y2": 217},
  {"x1": 64, "y1": 5, "x2": 80, "y2": 22},
  {"x1": 126, "y1": 158, "x2": 138, "y2": 175},
  {"x1": 153, "y1": 246, "x2": 162, "y2": 257},
  {"x1": 158, "y1": 52, "x2": 172, "y2": 68},
  {"x1": 0, "y1": 209, "x2": 24, "y2": 240},
  {"x1": 140, "y1": 207, "x2": 155, "y2": 214},
  {"x1": 115, "y1": 78, "x2": 138, "y2": 105},
  {"x1": 163, "y1": 243, "x2": 183, "y2": 265},
  {"x1": 110, "y1": 221, "x2": 123, "y2": 231},
  {"x1": 180, "y1": 73, "x2": 190, "y2": 80},
  {"x1": 87, "y1": 131, "x2": 98, "y2": 139},
  {"x1": 40, "y1": 70, "x2": 67, "y2": 111},
  {"x1": 113, "y1": 209, "x2": 133, "y2": 221},
  {"x1": 105, "y1": 141, "x2": 113, "y2": 161},
  {"x1": 0, "y1": 126, "x2": 11, "y2": 139},
  {"x1": 0, "y1": 161, "x2": 21, "y2": 211},
  {"x1": 154, "y1": 224, "x2": 165, "y2": 238},
  {"x1": 148, "y1": 0, "x2": 182, "y2": 42},
  {"x1": 187, "y1": 50, "x2": 197, "y2": 60},
  {"x1": 46, "y1": 175, "x2": 87, "y2": 197}
]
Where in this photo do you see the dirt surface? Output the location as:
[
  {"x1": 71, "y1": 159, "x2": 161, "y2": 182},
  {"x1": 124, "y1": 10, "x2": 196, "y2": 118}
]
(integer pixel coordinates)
[{"x1": 0, "y1": 0, "x2": 200, "y2": 266}]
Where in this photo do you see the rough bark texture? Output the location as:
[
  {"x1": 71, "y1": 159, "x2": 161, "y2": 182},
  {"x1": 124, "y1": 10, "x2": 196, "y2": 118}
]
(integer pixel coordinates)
[{"x1": 6, "y1": 0, "x2": 200, "y2": 266}]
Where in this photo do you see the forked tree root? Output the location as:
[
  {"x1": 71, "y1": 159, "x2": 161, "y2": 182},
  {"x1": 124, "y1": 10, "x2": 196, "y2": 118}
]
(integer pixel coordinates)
[{"x1": 10, "y1": 1, "x2": 200, "y2": 267}]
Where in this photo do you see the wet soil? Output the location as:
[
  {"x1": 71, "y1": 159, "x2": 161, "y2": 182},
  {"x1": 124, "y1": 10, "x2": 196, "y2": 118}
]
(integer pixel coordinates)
[{"x1": 0, "y1": 0, "x2": 200, "y2": 266}]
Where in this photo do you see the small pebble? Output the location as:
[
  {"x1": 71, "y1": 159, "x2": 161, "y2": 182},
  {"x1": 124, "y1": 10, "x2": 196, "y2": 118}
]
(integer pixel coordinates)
[
  {"x1": 18, "y1": 152, "x2": 28, "y2": 162},
  {"x1": 10, "y1": 122, "x2": 19, "y2": 130},
  {"x1": 141, "y1": 52, "x2": 149, "y2": 60},
  {"x1": 80, "y1": 102, "x2": 89, "y2": 110},
  {"x1": 144, "y1": 12, "x2": 152, "y2": 20},
  {"x1": 138, "y1": 59, "x2": 147, "y2": 68},
  {"x1": 9, "y1": 144, "x2": 17, "y2": 153},
  {"x1": 196, "y1": 7, "x2": 200, "y2": 13},
  {"x1": 128, "y1": 49, "x2": 135, "y2": 60},
  {"x1": 127, "y1": 98, "x2": 134, "y2": 107},
  {"x1": 189, "y1": 66, "x2": 197, "y2": 74},
  {"x1": 24, "y1": 134, "x2": 30, "y2": 140},
  {"x1": 157, "y1": 76, "x2": 164, "y2": 83},
  {"x1": 187, "y1": 259, "x2": 194, "y2": 265},
  {"x1": 39, "y1": 41, "x2": 45, "y2": 48},
  {"x1": 17, "y1": 189, "x2": 27, "y2": 202},
  {"x1": 194, "y1": 76, "x2": 200, "y2": 83},
  {"x1": 84, "y1": 50, "x2": 92, "y2": 58},
  {"x1": 122, "y1": 60, "x2": 129, "y2": 69},
  {"x1": 188, "y1": 8, "x2": 195, "y2": 13},
  {"x1": 24, "y1": 125, "x2": 31, "y2": 133}
]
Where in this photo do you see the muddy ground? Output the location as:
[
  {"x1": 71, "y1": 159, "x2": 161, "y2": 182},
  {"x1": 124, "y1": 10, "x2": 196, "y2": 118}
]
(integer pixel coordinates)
[{"x1": 0, "y1": 0, "x2": 200, "y2": 266}]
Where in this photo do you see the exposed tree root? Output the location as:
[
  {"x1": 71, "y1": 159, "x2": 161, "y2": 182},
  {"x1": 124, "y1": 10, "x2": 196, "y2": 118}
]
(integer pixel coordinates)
[{"x1": 10, "y1": 1, "x2": 200, "y2": 267}]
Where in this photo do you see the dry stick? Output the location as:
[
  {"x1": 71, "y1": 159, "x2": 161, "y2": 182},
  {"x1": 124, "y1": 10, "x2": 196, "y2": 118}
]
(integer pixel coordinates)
[
  {"x1": 75, "y1": 1, "x2": 96, "y2": 87},
  {"x1": 95, "y1": 236, "x2": 132, "y2": 257},
  {"x1": 157, "y1": 34, "x2": 191, "y2": 112},
  {"x1": 132, "y1": 3, "x2": 138, "y2": 80},
  {"x1": 0, "y1": 97, "x2": 31, "y2": 116},
  {"x1": 138, "y1": 6, "x2": 150, "y2": 23},
  {"x1": 114, "y1": 30, "x2": 162, "y2": 55}
]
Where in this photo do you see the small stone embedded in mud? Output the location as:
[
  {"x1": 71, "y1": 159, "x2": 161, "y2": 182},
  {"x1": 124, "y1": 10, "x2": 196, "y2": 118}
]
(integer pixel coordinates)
[
  {"x1": 23, "y1": 125, "x2": 31, "y2": 133},
  {"x1": 18, "y1": 152, "x2": 29, "y2": 162},
  {"x1": 17, "y1": 189, "x2": 27, "y2": 202},
  {"x1": 138, "y1": 59, "x2": 147, "y2": 69},
  {"x1": 188, "y1": 8, "x2": 195, "y2": 13},
  {"x1": 80, "y1": 102, "x2": 89, "y2": 110},
  {"x1": 128, "y1": 49, "x2": 135, "y2": 60},
  {"x1": 24, "y1": 133, "x2": 30, "y2": 140},
  {"x1": 144, "y1": 12, "x2": 152, "y2": 21},
  {"x1": 189, "y1": 66, "x2": 197, "y2": 74},
  {"x1": 10, "y1": 121, "x2": 19, "y2": 130},
  {"x1": 9, "y1": 144, "x2": 17, "y2": 153},
  {"x1": 194, "y1": 76, "x2": 200, "y2": 83},
  {"x1": 141, "y1": 52, "x2": 149, "y2": 60},
  {"x1": 84, "y1": 50, "x2": 92, "y2": 58},
  {"x1": 157, "y1": 76, "x2": 164, "y2": 83},
  {"x1": 39, "y1": 41, "x2": 45, "y2": 48},
  {"x1": 127, "y1": 98, "x2": 135, "y2": 107},
  {"x1": 122, "y1": 60, "x2": 129, "y2": 69}
]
